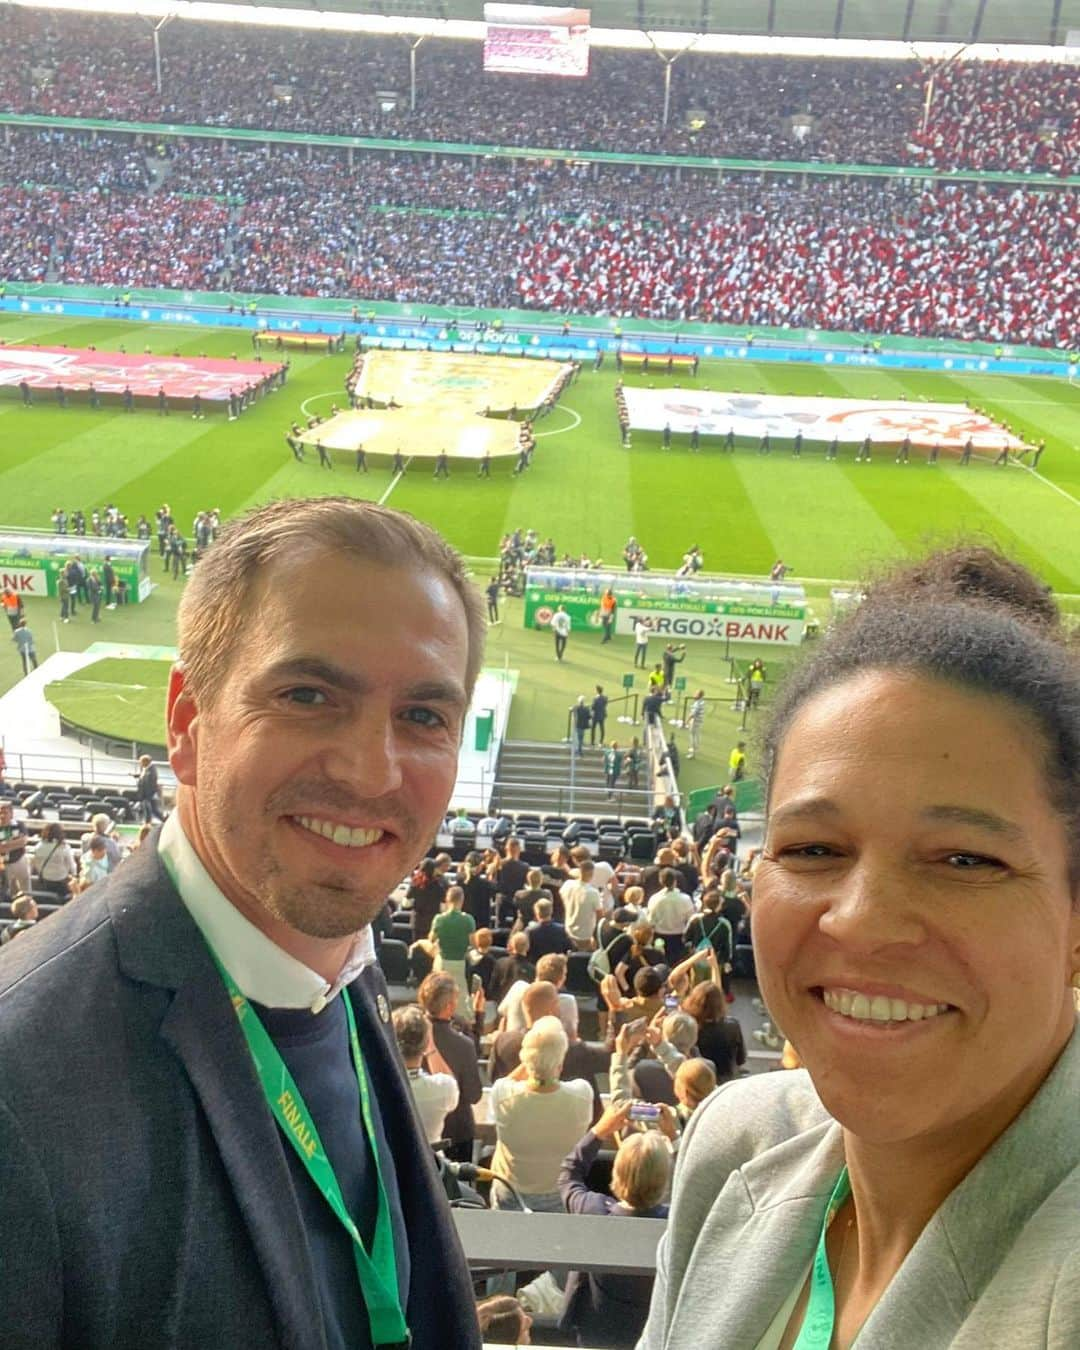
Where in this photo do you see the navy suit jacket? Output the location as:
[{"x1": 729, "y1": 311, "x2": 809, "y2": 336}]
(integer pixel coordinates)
[{"x1": 0, "y1": 844, "x2": 481, "y2": 1350}]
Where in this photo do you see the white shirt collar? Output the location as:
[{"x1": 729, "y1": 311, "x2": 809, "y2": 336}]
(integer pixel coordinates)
[{"x1": 158, "y1": 811, "x2": 376, "y2": 1014}]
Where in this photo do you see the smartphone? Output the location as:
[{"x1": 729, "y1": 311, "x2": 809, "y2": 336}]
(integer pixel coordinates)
[
  {"x1": 628, "y1": 1102, "x2": 662, "y2": 1122},
  {"x1": 663, "y1": 994, "x2": 679, "y2": 1011},
  {"x1": 470, "y1": 974, "x2": 483, "y2": 994}
]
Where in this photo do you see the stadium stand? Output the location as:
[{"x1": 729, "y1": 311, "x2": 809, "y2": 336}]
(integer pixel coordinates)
[{"x1": 0, "y1": 12, "x2": 1076, "y2": 171}]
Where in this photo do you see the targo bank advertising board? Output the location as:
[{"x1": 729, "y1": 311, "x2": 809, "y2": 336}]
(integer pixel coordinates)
[{"x1": 523, "y1": 588, "x2": 806, "y2": 646}]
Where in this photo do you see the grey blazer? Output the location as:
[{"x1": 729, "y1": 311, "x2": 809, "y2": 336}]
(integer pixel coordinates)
[
  {"x1": 638, "y1": 1024, "x2": 1080, "y2": 1349},
  {"x1": 0, "y1": 843, "x2": 481, "y2": 1350}
]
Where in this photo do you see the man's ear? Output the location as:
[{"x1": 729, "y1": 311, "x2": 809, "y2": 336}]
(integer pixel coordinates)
[{"x1": 166, "y1": 664, "x2": 199, "y2": 787}]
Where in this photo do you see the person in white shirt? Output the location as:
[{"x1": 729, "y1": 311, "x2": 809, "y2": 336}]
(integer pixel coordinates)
[
  {"x1": 646, "y1": 868, "x2": 695, "y2": 964},
  {"x1": 560, "y1": 859, "x2": 605, "y2": 951},
  {"x1": 570, "y1": 844, "x2": 615, "y2": 908},
  {"x1": 490, "y1": 1016, "x2": 593, "y2": 1212},
  {"x1": 633, "y1": 617, "x2": 651, "y2": 669},
  {"x1": 551, "y1": 605, "x2": 571, "y2": 661},
  {"x1": 687, "y1": 689, "x2": 706, "y2": 758},
  {"x1": 498, "y1": 952, "x2": 577, "y2": 1032},
  {"x1": 392, "y1": 1004, "x2": 460, "y2": 1145}
]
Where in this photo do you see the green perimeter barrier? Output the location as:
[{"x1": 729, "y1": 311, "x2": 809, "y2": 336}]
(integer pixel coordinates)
[
  {"x1": 686, "y1": 779, "x2": 765, "y2": 819},
  {"x1": 4, "y1": 279, "x2": 1072, "y2": 366}
]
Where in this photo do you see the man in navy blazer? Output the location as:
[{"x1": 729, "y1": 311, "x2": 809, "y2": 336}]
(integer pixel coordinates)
[{"x1": 0, "y1": 497, "x2": 487, "y2": 1349}]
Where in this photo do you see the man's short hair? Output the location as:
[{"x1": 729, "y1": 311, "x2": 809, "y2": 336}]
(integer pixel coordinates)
[
  {"x1": 392, "y1": 1004, "x2": 430, "y2": 1060},
  {"x1": 88, "y1": 836, "x2": 108, "y2": 855},
  {"x1": 577, "y1": 859, "x2": 595, "y2": 880},
  {"x1": 445, "y1": 886, "x2": 464, "y2": 906},
  {"x1": 508, "y1": 932, "x2": 530, "y2": 956},
  {"x1": 521, "y1": 980, "x2": 559, "y2": 1025},
  {"x1": 634, "y1": 966, "x2": 663, "y2": 998},
  {"x1": 534, "y1": 897, "x2": 553, "y2": 921},
  {"x1": 472, "y1": 927, "x2": 493, "y2": 951},
  {"x1": 535, "y1": 953, "x2": 567, "y2": 986},
  {"x1": 417, "y1": 971, "x2": 457, "y2": 1018},
  {"x1": 659, "y1": 867, "x2": 678, "y2": 889},
  {"x1": 10, "y1": 895, "x2": 37, "y2": 922},
  {"x1": 176, "y1": 497, "x2": 485, "y2": 706},
  {"x1": 525, "y1": 868, "x2": 544, "y2": 888}
]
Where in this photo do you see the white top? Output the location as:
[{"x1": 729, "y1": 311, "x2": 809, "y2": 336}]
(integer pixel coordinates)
[
  {"x1": 499, "y1": 981, "x2": 578, "y2": 1034},
  {"x1": 588, "y1": 858, "x2": 615, "y2": 901},
  {"x1": 647, "y1": 888, "x2": 695, "y2": 936},
  {"x1": 32, "y1": 837, "x2": 76, "y2": 882},
  {"x1": 551, "y1": 611, "x2": 571, "y2": 637},
  {"x1": 634, "y1": 621, "x2": 650, "y2": 644},
  {"x1": 158, "y1": 811, "x2": 375, "y2": 1013},
  {"x1": 407, "y1": 1068, "x2": 460, "y2": 1144},
  {"x1": 490, "y1": 1077, "x2": 594, "y2": 1195},
  {"x1": 560, "y1": 879, "x2": 604, "y2": 942},
  {"x1": 753, "y1": 1267, "x2": 812, "y2": 1350}
]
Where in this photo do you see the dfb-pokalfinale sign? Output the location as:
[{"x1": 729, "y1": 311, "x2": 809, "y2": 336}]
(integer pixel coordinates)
[
  {"x1": 0, "y1": 536, "x2": 152, "y2": 603},
  {"x1": 523, "y1": 588, "x2": 805, "y2": 645}
]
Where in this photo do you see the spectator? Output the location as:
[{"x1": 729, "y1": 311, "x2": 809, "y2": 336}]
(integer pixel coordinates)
[
  {"x1": 459, "y1": 851, "x2": 495, "y2": 927},
  {"x1": 417, "y1": 971, "x2": 484, "y2": 1163},
  {"x1": 491, "y1": 979, "x2": 561, "y2": 1079},
  {"x1": 557, "y1": 1100, "x2": 673, "y2": 1348},
  {"x1": 0, "y1": 801, "x2": 31, "y2": 898},
  {"x1": 405, "y1": 856, "x2": 445, "y2": 941},
  {"x1": 645, "y1": 869, "x2": 695, "y2": 965},
  {"x1": 681, "y1": 982, "x2": 746, "y2": 1082},
  {"x1": 465, "y1": 926, "x2": 497, "y2": 996},
  {"x1": 560, "y1": 858, "x2": 605, "y2": 951},
  {"x1": 79, "y1": 812, "x2": 122, "y2": 871},
  {"x1": 509, "y1": 867, "x2": 553, "y2": 934},
  {"x1": 489, "y1": 1016, "x2": 593, "y2": 1212},
  {"x1": 392, "y1": 1003, "x2": 460, "y2": 1146},
  {"x1": 31, "y1": 821, "x2": 77, "y2": 900},
  {"x1": 0, "y1": 893, "x2": 38, "y2": 944},
  {"x1": 476, "y1": 1295, "x2": 533, "y2": 1346},
  {"x1": 489, "y1": 931, "x2": 536, "y2": 1005},
  {"x1": 524, "y1": 896, "x2": 575, "y2": 963},
  {"x1": 430, "y1": 884, "x2": 476, "y2": 1007},
  {"x1": 498, "y1": 952, "x2": 577, "y2": 1034},
  {"x1": 78, "y1": 835, "x2": 112, "y2": 891}
]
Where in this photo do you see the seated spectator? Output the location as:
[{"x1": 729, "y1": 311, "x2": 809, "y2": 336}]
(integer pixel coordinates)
[
  {"x1": 465, "y1": 926, "x2": 497, "y2": 996},
  {"x1": 430, "y1": 884, "x2": 476, "y2": 1007},
  {"x1": 392, "y1": 1003, "x2": 460, "y2": 1145},
  {"x1": 448, "y1": 806, "x2": 475, "y2": 836},
  {"x1": 79, "y1": 813, "x2": 122, "y2": 871},
  {"x1": 524, "y1": 896, "x2": 575, "y2": 963},
  {"x1": 476, "y1": 1294, "x2": 533, "y2": 1346},
  {"x1": 673, "y1": 1057, "x2": 718, "y2": 1121},
  {"x1": 77, "y1": 835, "x2": 112, "y2": 891},
  {"x1": 31, "y1": 821, "x2": 77, "y2": 900},
  {"x1": 418, "y1": 971, "x2": 484, "y2": 1162},
  {"x1": 681, "y1": 982, "x2": 746, "y2": 1083},
  {"x1": 557, "y1": 1100, "x2": 673, "y2": 1348},
  {"x1": 1, "y1": 892, "x2": 38, "y2": 944},
  {"x1": 489, "y1": 1016, "x2": 593, "y2": 1212},
  {"x1": 489, "y1": 931, "x2": 535, "y2": 1005}
]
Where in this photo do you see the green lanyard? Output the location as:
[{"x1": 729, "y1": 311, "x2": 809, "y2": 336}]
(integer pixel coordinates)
[
  {"x1": 208, "y1": 949, "x2": 410, "y2": 1348},
  {"x1": 794, "y1": 1166, "x2": 852, "y2": 1350}
]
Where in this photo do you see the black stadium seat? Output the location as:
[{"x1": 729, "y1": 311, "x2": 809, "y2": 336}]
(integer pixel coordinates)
[
  {"x1": 376, "y1": 939, "x2": 410, "y2": 985},
  {"x1": 565, "y1": 951, "x2": 596, "y2": 996}
]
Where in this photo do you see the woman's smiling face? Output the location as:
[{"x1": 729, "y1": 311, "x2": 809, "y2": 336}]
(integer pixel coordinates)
[{"x1": 753, "y1": 670, "x2": 1080, "y2": 1147}]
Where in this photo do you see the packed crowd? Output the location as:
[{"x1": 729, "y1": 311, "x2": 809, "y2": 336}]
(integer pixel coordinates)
[
  {"x1": 2, "y1": 11, "x2": 1077, "y2": 173},
  {"x1": 1, "y1": 129, "x2": 1074, "y2": 345},
  {"x1": 2, "y1": 767, "x2": 760, "y2": 1344}
]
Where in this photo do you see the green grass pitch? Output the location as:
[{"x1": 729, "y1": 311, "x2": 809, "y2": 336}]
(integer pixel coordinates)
[{"x1": 4, "y1": 312, "x2": 1079, "y2": 797}]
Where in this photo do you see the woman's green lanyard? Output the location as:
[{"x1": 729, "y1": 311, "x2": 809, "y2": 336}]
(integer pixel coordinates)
[
  {"x1": 208, "y1": 948, "x2": 410, "y2": 1348},
  {"x1": 793, "y1": 1166, "x2": 853, "y2": 1350}
]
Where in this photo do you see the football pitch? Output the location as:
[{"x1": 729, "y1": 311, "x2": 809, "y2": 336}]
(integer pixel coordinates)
[{"x1": 2, "y1": 311, "x2": 1079, "y2": 791}]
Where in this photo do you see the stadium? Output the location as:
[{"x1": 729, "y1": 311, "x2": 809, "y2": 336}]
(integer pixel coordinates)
[{"x1": 0, "y1": 1, "x2": 1078, "y2": 1346}]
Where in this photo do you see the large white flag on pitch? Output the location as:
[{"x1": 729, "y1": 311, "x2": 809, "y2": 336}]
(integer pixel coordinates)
[{"x1": 622, "y1": 387, "x2": 1024, "y2": 448}]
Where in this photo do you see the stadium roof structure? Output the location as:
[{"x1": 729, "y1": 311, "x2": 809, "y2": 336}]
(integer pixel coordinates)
[
  {"x1": 184, "y1": 0, "x2": 1080, "y2": 48},
  {"x1": 17, "y1": 0, "x2": 1080, "y2": 50}
]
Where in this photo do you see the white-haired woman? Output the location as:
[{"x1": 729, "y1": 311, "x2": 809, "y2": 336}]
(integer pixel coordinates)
[{"x1": 489, "y1": 1015, "x2": 593, "y2": 1212}]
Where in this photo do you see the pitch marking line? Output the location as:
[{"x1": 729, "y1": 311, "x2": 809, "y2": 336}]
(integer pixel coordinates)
[
  {"x1": 1012, "y1": 461, "x2": 1080, "y2": 508},
  {"x1": 535, "y1": 405, "x2": 581, "y2": 439},
  {"x1": 299, "y1": 391, "x2": 341, "y2": 419},
  {"x1": 378, "y1": 461, "x2": 412, "y2": 506}
]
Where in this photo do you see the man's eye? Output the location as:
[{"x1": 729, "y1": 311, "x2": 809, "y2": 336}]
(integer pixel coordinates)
[
  {"x1": 401, "y1": 706, "x2": 447, "y2": 728},
  {"x1": 776, "y1": 844, "x2": 837, "y2": 859},
  {"x1": 945, "y1": 852, "x2": 1003, "y2": 869},
  {"x1": 283, "y1": 687, "x2": 327, "y2": 706}
]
